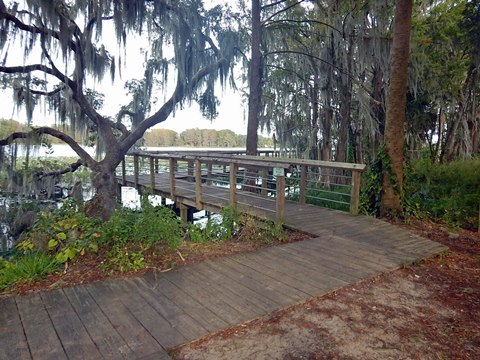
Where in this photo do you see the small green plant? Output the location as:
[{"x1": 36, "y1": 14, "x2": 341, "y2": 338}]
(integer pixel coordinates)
[
  {"x1": 0, "y1": 253, "x2": 59, "y2": 290},
  {"x1": 101, "y1": 245, "x2": 146, "y2": 273}
]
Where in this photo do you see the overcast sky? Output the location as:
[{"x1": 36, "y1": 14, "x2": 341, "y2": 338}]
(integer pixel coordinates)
[{"x1": 0, "y1": 0, "x2": 251, "y2": 135}]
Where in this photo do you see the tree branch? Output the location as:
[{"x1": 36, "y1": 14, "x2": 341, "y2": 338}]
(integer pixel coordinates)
[
  {"x1": 261, "y1": 0, "x2": 305, "y2": 27},
  {"x1": 0, "y1": 127, "x2": 95, "y2": 167},
  {"x1": 265, "y1": 19, "x2": 342, "y2": 35},
  {"x1": 35, "y1": 159, "x2": 83, "y2": 179}
]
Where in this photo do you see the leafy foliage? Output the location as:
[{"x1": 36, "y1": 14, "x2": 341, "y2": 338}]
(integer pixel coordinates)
[{"x1": 405, "y1": 158, "x2": 480, "y2": 229}]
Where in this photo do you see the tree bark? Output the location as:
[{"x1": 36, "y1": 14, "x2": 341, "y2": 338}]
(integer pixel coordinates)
[
  {"x1": 246, "y1": 0, "x2": 262, "y2": 156},
  {"x1": 381, "y1": 0, "x2": 413, "y2": 215},
  {"x1": 84, "y1": 164, "x2": 119, "y2": 221}
]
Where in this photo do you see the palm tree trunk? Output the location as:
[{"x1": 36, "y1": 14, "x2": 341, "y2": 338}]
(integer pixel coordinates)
[{"x1": 381, "y1": 0, "x2": 413, "y2": 215}]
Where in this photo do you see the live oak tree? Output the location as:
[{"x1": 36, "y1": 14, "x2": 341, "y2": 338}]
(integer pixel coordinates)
[{"x1": 0, "y1": 0, "x2": 239, "y2": 220}]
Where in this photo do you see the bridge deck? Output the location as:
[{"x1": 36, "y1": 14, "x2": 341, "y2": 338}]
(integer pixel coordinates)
[{"x1": 0, "y1": 175, "x2": 447, "y2": 360}]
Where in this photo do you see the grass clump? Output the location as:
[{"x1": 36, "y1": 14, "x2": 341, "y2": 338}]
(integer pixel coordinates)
[{"x1": 0, "y1": 252, "x2": 59, "y2": 290}]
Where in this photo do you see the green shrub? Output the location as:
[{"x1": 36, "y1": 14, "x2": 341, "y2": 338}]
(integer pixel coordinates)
[
  {"x1": 100, "y1": 197, "x2": 182, "y2": 250},
  {"x1": 405, "y1": 158, "x2": 480, "y2": 229}
]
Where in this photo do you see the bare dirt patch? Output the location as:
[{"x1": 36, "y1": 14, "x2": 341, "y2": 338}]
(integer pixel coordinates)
[{"x1": 171, "y1": 221, "x2": 480, "y2": 360}]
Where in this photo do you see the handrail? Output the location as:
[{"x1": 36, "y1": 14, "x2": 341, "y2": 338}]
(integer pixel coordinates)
[{"x1": 119, "y1": 151, "x2": 367, "y2": 221}]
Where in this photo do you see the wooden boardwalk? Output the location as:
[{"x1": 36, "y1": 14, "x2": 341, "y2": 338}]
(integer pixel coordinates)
[{"x1": 0, "y1": 174, "x2": 447, "y2": 360}]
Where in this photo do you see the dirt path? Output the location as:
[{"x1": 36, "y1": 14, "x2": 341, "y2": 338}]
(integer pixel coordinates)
[{"x1": 172, "y1": 221, "x2": 480, "y2": 360}]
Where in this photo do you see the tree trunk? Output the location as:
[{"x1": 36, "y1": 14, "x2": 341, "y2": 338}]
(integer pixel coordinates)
[
  {"x1": 246, "y1": 0, "x2": 262, "y2": 156},
  {"x1": 381, "y1": 0, "x2": 413, "y2": 215},
  {"x1": 84, "y1": 164, "x2": 119, "y2": 221}
]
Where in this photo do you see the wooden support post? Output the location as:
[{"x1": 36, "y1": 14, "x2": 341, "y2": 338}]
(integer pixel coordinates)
[
  {"x1": 207, "y1": 163, "x2": 213, "y2": 186},
  {"x1": 276, "y1": 174, "x2": 286, "y2": 223},
  {"x1": 149, "y1": 157, "x2": 155, "y2": 189},
  {"x1": 169, "y1": 158, "x2": 176, "y2": 199},
  {"x1": 180, "y1": 204, "x2": 188, "y2": 225},
  {"x1": 187, "y1": 160, "x2": 194, "y2": 182},
  {"x1": 154, "y1": 158, "x2": 159, "y2": 173},
  {"x1": 195, "y1": 159, "x2": 202, "y2": 209},
  {"x1": 121, "y1": 158, "x2": 126, "y2": 186},
  {"x1": 116, "y1": 182, "x2": 123, "y2": 203},
  {"x1": 229, "y1": 162, "x2": 238, "y2": 209},
  {"x1": 261, "y1": 168, "x2": 268, "y2": 196},
  {"x1": 133, "y1": 154, "x2": 139, "y2": 189},
  {"x1": 299, "y1": 165, "x2": 308, "y2": 205},
  {"x1": 350, "y1": 170, "x2": 361, "y2": 215}
]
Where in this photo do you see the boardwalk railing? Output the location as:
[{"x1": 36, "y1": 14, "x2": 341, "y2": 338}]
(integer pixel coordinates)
[{"x1": 117, "y1": 151, "x2": 366, "y2": 222}]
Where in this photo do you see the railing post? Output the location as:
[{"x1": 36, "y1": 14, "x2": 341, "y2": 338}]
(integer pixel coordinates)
[
  {"x1": 261, "y1": 168, "x2": 268, "y2": 196},
  {"x1": 154, "y1": 158, "x2": 159, "y2": 173},
  {"x1": 276, "y1": 172, "x2": 286, "y2": 223},
  {"x1": 207, "y1": 163, "x2": 213, "y2": 186},
  {"x1": 169, "y1": 158, "x2": 176, "y2": 199},
  {"x1": 195, "y1": 159, "x2": 202, "y2": 209},
  {"x1": 187, "y1": 160, "x2": 194, "y2": 182},
  {"x1": 180, "y1": 204, "x2": 188, "y2": 225},
  {"x1": 149, "y1": 156, "x2": 155, "y2": 189},
  {"x1": 350, "y1": 170, "x2": 361, "y2": 215},
  {"x1": 121, "y1": 157, "x2": 126, "y2": 186},
  {"x1": 133, "y1": 154, "x2": 139, "y2": 189},
  {"x1": 299, "y1": 165, "x2": 308, "y2": 205},
  {"x1": 229, "y1": 162, "x2": 237, "y2": 209}
]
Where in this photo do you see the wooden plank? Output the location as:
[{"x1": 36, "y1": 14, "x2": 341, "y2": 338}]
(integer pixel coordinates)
[
  {"x1": 217, "y1": 257, "x2": 309, "y2": 302},
  {"x1": 0, "y1": 297, "x2": 31, "y2": 360},
  {"x1": 63, "y1": 285, "x2": 135, "y2": 359},
  {"x1": 127, "y1": 278, "x2": 208, "y2": 342},
  {"x1": 229, "y1": 251, "x2": 329, "y2": 296},
  {"x1": 284, "y1": 238, "x2": 396, "y2": 273},
  {"x1": 161, "y1": 268, "x2": 246, "y2": 326},
  {"x1": 84, "y1": 282, "x2": 164, "y2": 359},
  {"x1": 247, "y1": 246, "x2": 349, "y2": 290},
  {"x1": 102, "y1": 280, "x2": 187, "y2": 349},
  {"x1": 182, "y1": 264, "x2": 268, "y2": 316},
  {"x1": 281, "y1": 238, "x2": 384, "y2": 273},
  {"x1": 15, "y1": 294, "x2": 67, "y2": 360},
  {"x1": 142, "y1": 272, "x2": 229, "y2": 332},
  {"x1": 202, "y1": 260, "x2": 290, "y2": 306},
  {"x1": 192, "y1": 262, "x2": 279, "y2": 312},
  {"x1": 296, "y1": 236, "x2": 396, "y2": 270},
  {"x1": 40, "y1": 290, "x2": 103, "y2": 360},
  {"x1": 267, "y1": 245, "x2": 366, "y2": 282}
]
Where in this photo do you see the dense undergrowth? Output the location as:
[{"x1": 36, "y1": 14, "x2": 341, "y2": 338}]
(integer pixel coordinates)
[
  {"x1": 0, "y1": 198, "x2": 287, "y2": 291},
  {"x1": 362, "y1": 156, "x2": 480, "y2": 230},
  {"x1": 404, "y1": 158, "x2": 480, "y2": 230}
]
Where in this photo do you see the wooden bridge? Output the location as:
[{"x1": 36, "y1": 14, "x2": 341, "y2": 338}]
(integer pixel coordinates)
[
  {"x1": 117, "y1": 150, "x2": 366, "y2": 224},
  {"x1": 0, "y1": 151, "x2": 448, "y2": 360}
]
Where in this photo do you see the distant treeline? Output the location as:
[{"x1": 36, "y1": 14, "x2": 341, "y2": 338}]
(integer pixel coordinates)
[
  {"x1": 1, "y1": 120, "x2": 274, "y2": 149},
  {"x1": 144, "y1": 128, "x2": 274, "y2": 148}
]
